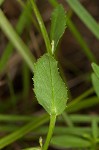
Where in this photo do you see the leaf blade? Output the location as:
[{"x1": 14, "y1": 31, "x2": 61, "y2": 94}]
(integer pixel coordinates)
[
  {"x1": 33, "y1": 54, "x2": 68, "y2": 115},
  {"x1": 50, "y1": 4, "x2": 66, "y2": 53},
  {"x1": 92, "y1": 63, "x2": 99, "y2": 79},
  {"x1": 66, "y1": 0, "x2": 99, "y2": 39},
  {"x1": 91, "y1": 73, "x2": 99, "y2": 97}
]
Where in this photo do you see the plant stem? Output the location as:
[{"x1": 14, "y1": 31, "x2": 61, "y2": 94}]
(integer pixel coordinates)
[
  {"x1": 43, "y1": 115, "x2": 56, "y2": 150},
  {"x1": 30, "y1": 0, "x2": 52, "y2": 55}
]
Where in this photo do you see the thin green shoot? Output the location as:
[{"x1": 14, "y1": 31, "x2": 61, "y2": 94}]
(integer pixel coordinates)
[
  {"x1": 43, "y1": 115, "x2": 56, "y2": 150},
  {"x1": 30, "y1": 0, "x2": 52, "y2": 55}
]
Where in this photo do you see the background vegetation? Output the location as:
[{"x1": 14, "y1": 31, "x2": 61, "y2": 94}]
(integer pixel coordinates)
[{"x1": 0, "y1": 0, "x2": 99, "y2": 149}]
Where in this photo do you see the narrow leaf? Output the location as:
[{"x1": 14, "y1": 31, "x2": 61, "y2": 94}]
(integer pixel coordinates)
[
  {"x1": 0, "y1": 9, "x2": 36, "y2": 73},
  {"x1": 66, "y1": 0, "x2": 99, "y2": 39},
  {"x1": 91, "y1": 73, "x2": 99, "y2": 97},
  {"x1": 92, "y1": 63, "x2": 99, "y2": 79},
  {"x1": 50, "y1": 4, "x2": 66, "y2": 53},
  {"x1": 51, "y1": 135, "x2": 90, "y2": 148},
  {"x1": 0, "y1": 114, "x2": 49, "y2": 149},
  {"x1": 0, "y1": 0, "x2": 33, "y2": 72},
  {"x1": 33, "y1": 53, "x2": 68, "y2": 115},
  {"x1": 92, "y1": 118, "x2": 98, "y2": 140}
]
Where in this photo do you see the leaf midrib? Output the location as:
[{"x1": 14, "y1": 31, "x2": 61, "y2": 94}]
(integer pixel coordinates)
[{"x1": 48, "y1": 56, "x2": 56, "y2": 115}]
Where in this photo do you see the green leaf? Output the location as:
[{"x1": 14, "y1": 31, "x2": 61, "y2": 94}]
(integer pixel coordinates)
[
  {"x1": 92, "y1": 63, "x2": 99, "y2": 79},
  {"x1": 66, "y1": 0, "x2": 99, "y2": 39},
  {"x1": 51, "y1": 135, "x2": 91, "y2": 148},
  {"x1": 91, "y1": 73, "x2": 99, "y2": 97},
  {"x1": 92, "y1": 118, "x2": 98, "y2": 140},
  {"x1": 0, "y1": 9, "x2": 36, "y2": 73},
  {"x1": 33, "y1": 53, "x2": 68, "y2": 115},
  {"x1": 0, "y1": 0, "x2": 33, "y2": 73},
  {"x1": 50, "y1": 4, "x2": 66, "y2": 53}
]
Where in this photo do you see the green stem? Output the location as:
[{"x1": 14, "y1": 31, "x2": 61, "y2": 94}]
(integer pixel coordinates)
[
  {"x1": 43, "y1": 115, "x2": 56, "y2": 150},
  {"x1": 30, "y1": 0, "x2": 52, "y2": 55}
]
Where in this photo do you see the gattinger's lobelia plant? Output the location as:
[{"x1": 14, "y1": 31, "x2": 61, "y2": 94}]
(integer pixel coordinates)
[{"x1": 30, "y1": 1, "x2": 68, "y2": 150}]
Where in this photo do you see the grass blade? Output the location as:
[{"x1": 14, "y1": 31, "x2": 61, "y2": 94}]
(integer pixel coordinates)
[
  {"x1": 91, "y1": 73, "x2": 99, "y2": 97},
  {"x1": 92, "y1": 63, "x2": 99, "y2": 79},
  {"x1": 92, "y1": 118, "x2": 98, "y2": 140},
  {"x1": 0, "y1": 114, "x2": 49, "y2": 149},
  {"x1": 67, "y1": 97, "x2": 99, "y2": 113},
  {"x1": 0, "y1": 1, "x2": 35, "y2": 72},
  {"x1": 0, "y1": 9, "x2": 36, "y2": 72},
  {"x1": 69, "y1": 114, "x2": 99, "y2": 123},
  {"x1": 0, "y1": 114, "x2": 34, "y2": 122},
  {"x1": 66, "y1": 0, "x2": 99, "y2": 39},
  {"x1": 67, "y1": 19, "x2": 97, "y2": 62},
  {"x1": 50, "y1": 4, "x2": 66, "y2": 53}
]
